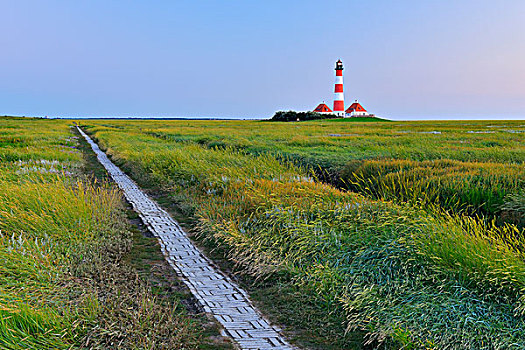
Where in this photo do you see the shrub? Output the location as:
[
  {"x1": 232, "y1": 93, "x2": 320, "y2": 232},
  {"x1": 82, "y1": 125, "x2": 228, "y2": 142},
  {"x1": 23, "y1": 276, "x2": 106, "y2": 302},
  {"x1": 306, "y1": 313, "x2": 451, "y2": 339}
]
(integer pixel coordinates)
[{"x1": 270, "y1": 110, "x2": 338, "y2": 122}]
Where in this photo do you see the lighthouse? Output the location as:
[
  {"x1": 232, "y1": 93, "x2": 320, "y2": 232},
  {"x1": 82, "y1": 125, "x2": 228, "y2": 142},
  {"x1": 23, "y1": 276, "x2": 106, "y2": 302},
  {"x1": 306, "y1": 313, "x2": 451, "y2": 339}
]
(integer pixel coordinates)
[
  {"x1": 333, "y1": 60, "x2": 345, "y2": 116},
  {"x1": 311, "y1": 60, "x2": 374, "y2": 118}
]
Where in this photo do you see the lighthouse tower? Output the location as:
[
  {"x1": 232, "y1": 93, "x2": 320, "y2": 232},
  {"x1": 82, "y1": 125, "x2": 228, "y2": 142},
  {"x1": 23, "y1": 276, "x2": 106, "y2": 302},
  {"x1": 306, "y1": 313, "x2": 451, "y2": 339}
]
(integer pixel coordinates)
[{"x1": 333, "y1": 60, "x2": 345, "y2": 116}]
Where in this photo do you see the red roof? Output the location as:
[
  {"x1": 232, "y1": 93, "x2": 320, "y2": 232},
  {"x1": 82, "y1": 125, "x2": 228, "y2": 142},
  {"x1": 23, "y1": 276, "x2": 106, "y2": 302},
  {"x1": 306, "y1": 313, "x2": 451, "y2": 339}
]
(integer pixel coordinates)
[
  {"x1": 313, "y1": 103, "x2": 333, "y2": 113},
  {"x1": 345, "y1": 101, "x2": 367, "y2": 113}
]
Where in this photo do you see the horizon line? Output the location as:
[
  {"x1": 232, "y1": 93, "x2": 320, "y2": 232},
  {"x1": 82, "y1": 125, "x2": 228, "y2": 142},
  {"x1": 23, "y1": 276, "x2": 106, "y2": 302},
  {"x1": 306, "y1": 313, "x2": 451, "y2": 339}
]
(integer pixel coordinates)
[{"x1": 2, "y1": 115, "x2": 525, "y2": 122}]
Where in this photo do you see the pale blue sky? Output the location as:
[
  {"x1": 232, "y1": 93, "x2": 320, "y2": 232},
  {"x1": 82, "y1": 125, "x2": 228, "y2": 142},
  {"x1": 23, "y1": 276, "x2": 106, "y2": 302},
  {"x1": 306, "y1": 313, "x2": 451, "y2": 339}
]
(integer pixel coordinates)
[{"x1": 1, "y1": 1, "x2": 524, "y2": 120}]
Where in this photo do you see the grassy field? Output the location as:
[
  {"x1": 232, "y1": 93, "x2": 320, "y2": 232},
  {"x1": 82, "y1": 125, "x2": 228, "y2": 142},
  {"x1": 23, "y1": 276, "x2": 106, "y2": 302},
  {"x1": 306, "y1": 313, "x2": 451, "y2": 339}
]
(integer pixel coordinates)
[
  {"x1": 0, "y1": 117, "x2": 231, "y2": 349},
  {"x1": 79, "y1": 118, "x2": 525, "y2": 349},
  {"x1": 91, "y1": 118, "x2": 525, "y2": 221},
  {"x1": 2, "y1": 116, "x2": 524, "y2": 349}
]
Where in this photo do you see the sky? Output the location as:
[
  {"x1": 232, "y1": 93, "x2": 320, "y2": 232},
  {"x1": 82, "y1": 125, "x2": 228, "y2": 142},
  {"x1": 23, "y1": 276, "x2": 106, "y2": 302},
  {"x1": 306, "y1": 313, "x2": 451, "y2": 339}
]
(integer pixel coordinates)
[{"x1": 1, "y1": 1, "x2": 524, "y2": 120}]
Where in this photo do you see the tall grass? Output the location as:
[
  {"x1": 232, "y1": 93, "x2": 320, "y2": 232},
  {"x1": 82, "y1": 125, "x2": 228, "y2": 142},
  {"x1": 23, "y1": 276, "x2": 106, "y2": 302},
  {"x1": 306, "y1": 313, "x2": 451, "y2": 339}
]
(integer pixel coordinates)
[
  {"x1": 339, "y1": 158, "x2": 524, "y2": 220},
  {"x1": 501, "y1": 192, "x2": 525, "y2": 227},
  {"x1": 84, "y1": 119, "x2": 525, "y2": 349},
  {"x1": 0, "y1": 175, "x2": 123, "y2": 348},
  {"x1": 0, "y1": 118, "x2": 223, "y2": 349},
  {"x1": 84, "y1": 119, "x2": 525, "y2": 226}
]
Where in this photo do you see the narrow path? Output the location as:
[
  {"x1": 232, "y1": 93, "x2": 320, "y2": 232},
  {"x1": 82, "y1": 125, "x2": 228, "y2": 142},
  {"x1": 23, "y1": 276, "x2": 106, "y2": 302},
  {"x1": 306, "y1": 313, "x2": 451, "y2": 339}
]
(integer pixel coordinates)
[{"x1": 78, "y1": 127, "x2": 295, "y2": 350}]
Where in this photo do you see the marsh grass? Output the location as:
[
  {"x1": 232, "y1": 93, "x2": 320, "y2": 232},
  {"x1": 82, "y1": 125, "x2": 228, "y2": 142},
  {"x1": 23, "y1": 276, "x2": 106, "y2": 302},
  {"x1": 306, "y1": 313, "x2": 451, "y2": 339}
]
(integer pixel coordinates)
[
  {"x1": 501, "y1": 192, "x2": 525, "y2": 227},
  {"x1": 83, "y1": 118, "x2": 525, "y2": 349},
  {"x1": 86, "y1": 119, "x2": 525, "y2": 226},
  {"x1": 0, "y1": 118, "x2": 231, "y2": 349},
  {"x1": 0, "y1": 175, "x2": 123, "y2": 348},
  {"x1": 340, "y1": 158, "x2": 524, "y2": 220}
]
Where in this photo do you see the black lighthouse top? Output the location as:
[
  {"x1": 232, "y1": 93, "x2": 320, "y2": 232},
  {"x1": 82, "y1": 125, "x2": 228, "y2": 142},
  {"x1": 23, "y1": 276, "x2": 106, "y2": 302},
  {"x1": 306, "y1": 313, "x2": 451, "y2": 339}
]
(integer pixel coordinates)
[{"x1": 335, "y1": 59, "x2": 343, "y2": 71}]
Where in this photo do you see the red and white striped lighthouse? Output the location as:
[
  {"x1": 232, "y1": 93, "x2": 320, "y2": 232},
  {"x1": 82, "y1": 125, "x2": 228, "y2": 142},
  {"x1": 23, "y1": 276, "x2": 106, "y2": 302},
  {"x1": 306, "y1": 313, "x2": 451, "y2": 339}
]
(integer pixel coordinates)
[{"x1": 333, "y1": 60, "x2": 345, "y2": 116}]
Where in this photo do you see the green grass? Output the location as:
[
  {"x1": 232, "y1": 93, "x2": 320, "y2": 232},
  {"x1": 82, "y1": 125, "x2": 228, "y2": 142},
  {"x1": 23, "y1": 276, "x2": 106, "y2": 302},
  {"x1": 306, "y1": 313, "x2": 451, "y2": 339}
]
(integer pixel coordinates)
[
  {"x1": 0, "y1": 117, "x2": 232, "y2": 349},
  {"x1": 80, "y1": 118, "x2": 525, "y2": 349},
  {"x1": 81, "y1": 119, "x2": 525, "y2": 225},
  {"x1": 326, "y1": 116, "x2": 391, "y2": 122},
  {"x1": 339, "y1": 158, "x2": 524, "y2": 220},
  {"x1": 141, "y1": 119, "x2": 525, "y2": 222}
]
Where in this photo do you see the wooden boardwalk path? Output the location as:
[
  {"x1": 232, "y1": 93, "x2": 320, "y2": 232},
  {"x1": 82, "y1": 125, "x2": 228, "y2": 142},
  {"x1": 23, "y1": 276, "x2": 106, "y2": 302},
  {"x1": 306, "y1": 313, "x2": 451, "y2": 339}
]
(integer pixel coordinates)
[{"x1": 78, "y1": 127, "x2": 294, "y2": 350}]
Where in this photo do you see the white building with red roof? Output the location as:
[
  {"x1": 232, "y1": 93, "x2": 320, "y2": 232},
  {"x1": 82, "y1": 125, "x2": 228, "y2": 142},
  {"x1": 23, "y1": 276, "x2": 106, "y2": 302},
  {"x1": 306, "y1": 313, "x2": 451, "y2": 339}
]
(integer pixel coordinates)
[
  {"x1": 345, "y1": 100, "x2": 368, "y2": 117},
  {"x1": 313, "y1": 102, "x2": 333, "y2": 114}
]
